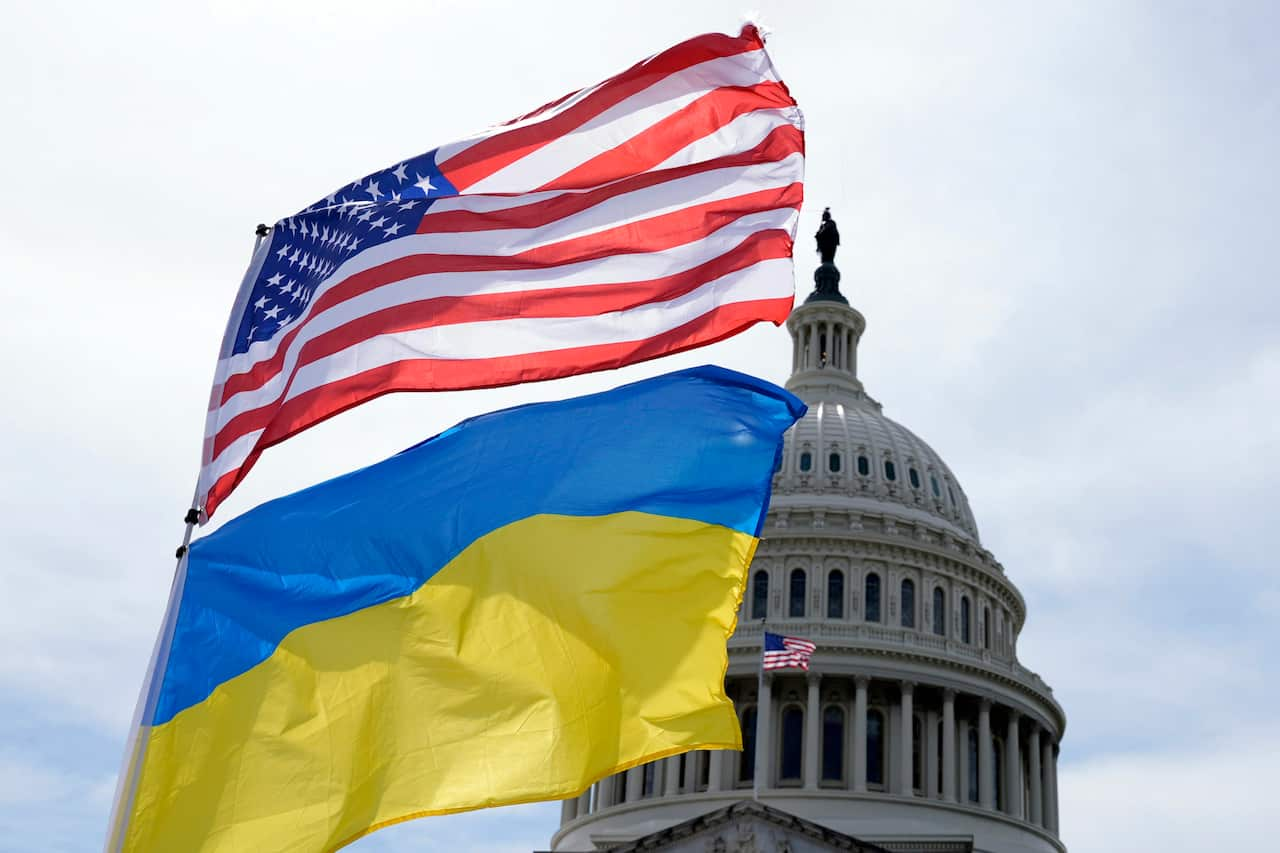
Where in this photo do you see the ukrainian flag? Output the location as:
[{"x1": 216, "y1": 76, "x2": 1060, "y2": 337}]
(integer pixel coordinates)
[{"x1": 111, "y1": 366, "x2": 804, "y2": 852}]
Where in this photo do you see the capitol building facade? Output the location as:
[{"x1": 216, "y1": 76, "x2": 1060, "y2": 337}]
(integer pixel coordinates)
[{"x1": 548, "y1": 248, "x2": 1066, "y2": 853}]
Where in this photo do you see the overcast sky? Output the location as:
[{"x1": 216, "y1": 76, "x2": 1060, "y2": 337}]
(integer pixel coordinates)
[{"x1": 2, "y1": 1, "x2": 1277, "y2": 851}]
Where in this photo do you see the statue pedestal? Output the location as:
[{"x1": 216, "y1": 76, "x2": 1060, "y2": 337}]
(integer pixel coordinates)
[{"x1": 805, "y1": 263, "x2": 848, "y2": 304}]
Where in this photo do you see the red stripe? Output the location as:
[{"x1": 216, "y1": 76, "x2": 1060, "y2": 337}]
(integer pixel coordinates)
[
  {"x1": 420, "y1": 124, "x2": 803, "y2": 235},
  {"x1": 438, "y1": 29, "x2": 764, "y2": 191},
  {"x1": 202, "y1": 295, "x2": 792, "y2": 519},
  {"x1": 219, "y1": 181, "x2": 803, "y2": 404},
  {"x1": 542, "y1": 83, "x2": 795, "y2": 192},
  {"x1": 217, "y1": 231, "x2": 791, "y2": 448}
]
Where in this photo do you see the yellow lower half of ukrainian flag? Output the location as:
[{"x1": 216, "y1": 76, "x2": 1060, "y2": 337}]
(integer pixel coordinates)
[{"x1": 125, "y1": 512, "x2": 752, "y2": 852}]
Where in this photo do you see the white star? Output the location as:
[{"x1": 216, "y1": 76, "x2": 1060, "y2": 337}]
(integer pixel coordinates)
[
  {"x1": 366, "y1": 179, "x2": 383, "y2": 200},
  {"x1": 288, "y1": 249, "x2": 301, "y2": 266},
  {"x1": 391, "y1": 191, "x2": 401, "y2": 203},
  {"x1": 266, "y1": 272, "x2": 284, "y2": 287},
  {"x1": 254, "y1": 295, "x2": 269, "y2": 309},
  {"x1": 398, "y1": 200, "x2": 418, "y2": 211},
  {"x1": 310, "y1": 222, "x2": 321, "y2": 239},
  {"x1": 287, "y1": 219, "x2": 298, "y2": 233},
  {"x1": 357, "y1": 209, "x2": 374, "y2": 223},
  {"x1": 275, "y1": 244, "x2": 291, "y2": 260},
  {"x1": 290, "y1": 290, "x2": 302, "y2": 303},
  {"x1": 280, "y1": 314, "x2": 293, "y2": 325},
  {"x1": 264, "y1": 305, "x2": 283, "y2": 320},
  {"x1": 391, "y1": 162, "x2": 409, "y2": 183},
  {"x1": 348, "y1": 236, "x2": 360, "y2": 252},
  {"x1": 383, "y1": 222, "x2": 403, "y2": 237},
  {"x1": 414, "y1": 173, "x2": 436, "y2": 195},
  {"x1": 321, "y1": 226, "x2": 330, "y2": 243},
  {"x1": 325, "y1": 190, "x2": 338, "y2": 205},
  {"x1": 247, "y1": 325, "x2": 258, "y2": 341},
  {"x1": 280, "y1": 280, "x2": 294, "y2": 296},
  {"x1": 369, "y1": 215, "x2": 388, "y2": 229}
]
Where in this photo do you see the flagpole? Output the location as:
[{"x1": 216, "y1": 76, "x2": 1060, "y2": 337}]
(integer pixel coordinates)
[
  {"x1": 753, "y1": 617, "x2": 765, "y2": 803},
  {"x1": 103, "y1": 225, "x2": 272, "y2": 853}
]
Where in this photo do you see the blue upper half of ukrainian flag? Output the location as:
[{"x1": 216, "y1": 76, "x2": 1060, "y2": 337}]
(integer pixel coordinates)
[{"x1": 154, "y1": 365, "x2": 805, "y2": 727}]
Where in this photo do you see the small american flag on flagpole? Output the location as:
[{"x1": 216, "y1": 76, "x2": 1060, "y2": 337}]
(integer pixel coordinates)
[
  {"x1": 195, "y1": 24, "x2": 804, "y2": 521},
  {"x1": 762, "y1": 631, "x2": 816, "y2": 671}
]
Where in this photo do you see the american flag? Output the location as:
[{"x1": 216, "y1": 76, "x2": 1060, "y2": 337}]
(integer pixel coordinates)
[
  {"x1": 196, "y1": 24, "x2": 804, "y2": 520},
  {"x1": 762, "y1": 632, "x2": 817, "y2": 671}
]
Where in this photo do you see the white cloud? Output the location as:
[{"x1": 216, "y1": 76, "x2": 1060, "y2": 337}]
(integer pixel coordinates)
[{"x1": 1060, "y1": 727, "x2": 1278, "y2": 851}]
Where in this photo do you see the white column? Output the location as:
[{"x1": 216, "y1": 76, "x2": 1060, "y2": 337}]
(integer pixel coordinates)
[
  {"x1": 897, "y1": 681, "x2": 915, "y2": 795},
  {"x1": 576, "y1": 788, "x2": 591, "y2": 815},
  {"x1": 925, "y1": 710, "x2": 939, "y2": 799},
  {"x1": 597, "y1": 775, "x2": 616, "y2": 809},
  {"x1": 942, "y1": 689, "x2": 957, "y2": 802},
  {"x1": 853, "y1": 676, "x2": 868, "y2": 791},
  {"x1": 662, "y1": 756, "x2": 681, "y2": 796},
  {"x1": 708, "y1": 750, "x2": 726, "y2": 791},
  {"x1": 755, "y1": 674, "x2": 773, "y2": 789},
  {"x1": 978, "y1": 698, "x2": 994, "y2": 809},
  {"x1": 625, "y1": 765, "x2": 643, "y2": 802},
  {"x1": 805, "y1": 674, "x2": 821, "y2": 788},
  {"x1": 1006, "y1": 711, "x2": 1023, "y2": 818},
  {"x1": 1028, "y1": 726, "x2": 1043, "y2": 826},
  {"x1": 808, "y1": 322, "x2": 819, "y2": 369},
  {"x1": 1048, "y1": 742, "x2": 1060, "y2": 833},
  {"x1": 560, "y1": 797, "x2": 578, "y2": 825}
]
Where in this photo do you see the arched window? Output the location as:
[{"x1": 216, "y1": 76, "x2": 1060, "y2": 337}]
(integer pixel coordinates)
[
  {"x1": 931, "y1": 474, "x2": 941, "y2": 497},
  {"x1": 912, "y1": 715, "x2": 923, "y2": 791},
  {"x1": 900, "y1": 579, "x2": 916, "y2": 628},
  {"x1": 948, "y1": 484, "x2": 956, "y2": 504},
  {"x1": 789, "y1": 569, "x2": 806, "y2": 618},
  {"x1": 799, "y1": 451, "x2": 813, "y2": 472},
  {"x1": 865, "y1": 573, "x2": 881, "y2": 623},
  {"x1": 993, "y1": 739, "x2": 1005, "y2": 811},
  {"x1": 932, "y1": 587, "x2": 946, "y2": 636},
  {"x1": 857, "y1": 455, "x2": 870, "y2": 476},
  {"x1": 780, "y1": 706, "x2": 804, "y2": 782},
  {"x1": 827, "y1": 569, "x2": 845, "y2": 619},
  {"x1": 738, "y1": 706, "x2": 757, "y2": 783},
  {"x1": 884, "y1": 459, "x2": 897, "y2": 481},
  {"x1": 983, "y1": 606, "x2": 992, "y2": 649},
  {"x1": 967, "y1": 727, "x2": 979, "y2": 803},
  {"x1": 822, "y1": 706, "x2": 845, "y2": 781},
  {"x1": 909, "y1": 467, "x2": 921, "y2": 489},
  {"x1": 751, "y1": 571, "x2": 769, "y2": 620},
  {"x1": 642, "y1": 761, "x2": 657, "y2": 797},
  {"x1": 961, "y1": 596, "x2": 972, "y2": 644},
  {"x1": 867, "y1": 709, "x2": 886, "y2": 786},
  {"x1": 829, "y1": 452, "x2": 841, "y2": 473}
]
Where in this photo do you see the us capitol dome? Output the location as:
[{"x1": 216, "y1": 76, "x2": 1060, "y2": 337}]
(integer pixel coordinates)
[{"x1": 547, "y1": 214, "x2": 1066, "y2": 853}]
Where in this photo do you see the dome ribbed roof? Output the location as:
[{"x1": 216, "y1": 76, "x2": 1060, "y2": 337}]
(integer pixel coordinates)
[{"x1": 774, "y1": 393, "x2": 981, "y2": 543}]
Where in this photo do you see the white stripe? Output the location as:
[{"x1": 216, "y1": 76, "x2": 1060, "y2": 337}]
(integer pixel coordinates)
[
  {"x1": 652, "y1": 107, "x2": 800, "y2": 173},
  {"x1": 203, "y1": 256, "x2": 793, "y2": 481},
  {"x1": 216, "y1": 153, "x2": 802, "y2": 381},
  {"x1": 196, "y1": 428, "x2": 265, "y2": 504},
  {"x1": 208, "y1": 209, "x2": 797, "y2": 431},
  {"x1": 463, "y1": 50, "x2": 776, "y2": 194}
]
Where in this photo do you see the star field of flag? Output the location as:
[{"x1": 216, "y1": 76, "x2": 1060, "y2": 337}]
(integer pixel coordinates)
[{"x1": 231, "y1": 152, "x2": 457, "y2": 355}]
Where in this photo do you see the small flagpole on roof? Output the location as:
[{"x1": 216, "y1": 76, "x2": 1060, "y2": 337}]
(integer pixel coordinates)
[{"x1": 103, "y1": 224, "x2": 272, "y2": 853}]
